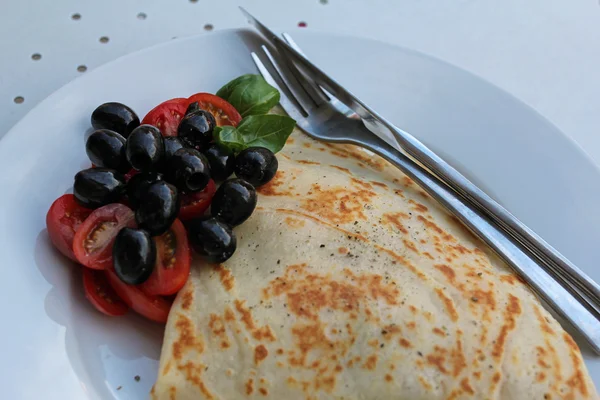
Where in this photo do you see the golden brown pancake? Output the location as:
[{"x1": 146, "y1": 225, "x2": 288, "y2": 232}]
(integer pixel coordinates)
[{"x1": 152, "y1": 129, "x2": 598, "y2": 399}]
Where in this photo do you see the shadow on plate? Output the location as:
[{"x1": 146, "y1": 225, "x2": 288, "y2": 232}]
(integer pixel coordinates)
[{"x1": 35, "y1": 230, "x2": 164, "y2": 399}]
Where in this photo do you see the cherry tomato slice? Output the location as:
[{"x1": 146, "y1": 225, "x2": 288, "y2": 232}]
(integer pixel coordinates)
[
  {"x1": 83, "y1": 268, "x2": 128, "y2": 316},
  {"x1": 140, "y1": 219, "x2": 191, "y2": 296},
  {"x1": 141, "y1": 98, "x2": 188, "y2": 137},
  {"x1": 105, "y1": 268, "x2": 171, "y2": 323},
  {"x1": 46, "y1": 194, "x2": 93, "y2": 261},
  {"x1": 124, "y1": 168, "x2": 138, "y2": 181},
  {"x1": 178, "y1": 179, "x2": 216, "y2": 221},
  {"x1": 187, "y1": 93, "x2": 241, "y2": 127},
  {"x1": 73, "y1": 203, "x2": 136, "y2": 270}
]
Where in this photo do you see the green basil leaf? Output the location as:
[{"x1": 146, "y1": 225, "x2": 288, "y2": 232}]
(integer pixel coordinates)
[
  {"x1": 216, "y1": 74, "x2": 255, "y2": 100},
  {"x1": 237, "y1": 114, "x2": 296, "y2": 153},
  {"x1": 213, "y1": 114, "x2": 296, "y2": 154},
  {"x1": 216, "y1": 74, "x2": 280, "y2": 117},
  {"x1": 213, "y1": 126, "x2": 248, "y2": 153}
]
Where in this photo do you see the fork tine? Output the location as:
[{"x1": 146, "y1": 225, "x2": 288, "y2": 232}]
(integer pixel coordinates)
[
  {"x1": 251, "y1": 52, "x2": 307, "y2": 121},
  {"x1": 272, "y1": 43, "x2": 329, "y2": 107},
  {"x1": 281, "y1": 32, "x2": 359, "y2": 118},
  {"x1": 281, "y1": 32, "x2": 307, "y2": 57},
  {"x1": 261, "y1": 45, "x2": 321, "y2": 114},
  {"x1": 281, "y1": 33, "x2": 330, "y2": 102}
]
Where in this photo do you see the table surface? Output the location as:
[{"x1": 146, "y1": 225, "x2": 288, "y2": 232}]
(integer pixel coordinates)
[{"x1": 2, "y1": 0, "x2": 600, "y2": 163}]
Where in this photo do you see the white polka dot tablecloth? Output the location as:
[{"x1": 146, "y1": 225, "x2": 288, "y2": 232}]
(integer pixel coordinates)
[{"x1": 2, "y1": 0, "x2": 600, "y2": 162}]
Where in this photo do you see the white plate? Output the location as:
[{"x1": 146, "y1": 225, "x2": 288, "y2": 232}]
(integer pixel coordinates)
[{"x1": 1, "y1": 28, "x2": 599, "y2": 399}]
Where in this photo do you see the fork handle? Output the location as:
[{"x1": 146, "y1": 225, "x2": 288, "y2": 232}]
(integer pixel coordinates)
[
  {"x1": 273, "y1": 28, "x2": 600, "y2": 313},
  {"x1": 364, "y1": 137, "x2": 600, "y2": 353},
  {"x1": 388, "y1": 125, "x2": 600, "y2": 311}
]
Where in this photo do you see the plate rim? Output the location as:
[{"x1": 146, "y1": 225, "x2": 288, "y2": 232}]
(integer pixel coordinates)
[{"x1": 3, "y1": 27, "x2": 599, "y2": 178}]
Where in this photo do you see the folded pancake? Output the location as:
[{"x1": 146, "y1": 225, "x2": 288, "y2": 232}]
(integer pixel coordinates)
[{"x1": 152, "y1": 129, "x2": 598, "y2": 399}]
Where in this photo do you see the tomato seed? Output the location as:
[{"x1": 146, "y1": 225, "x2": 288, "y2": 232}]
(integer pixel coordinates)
[
  {"x1": 161, "y1": 231, "x2": 177, "y2": 268},
  {"x1": 86, "y1": 221, "x2": 118, "y2": 251}
]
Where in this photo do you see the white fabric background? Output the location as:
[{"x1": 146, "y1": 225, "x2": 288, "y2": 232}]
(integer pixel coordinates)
[{"x1": 2, "y1": 0, "x2": 599, "y2": 161}]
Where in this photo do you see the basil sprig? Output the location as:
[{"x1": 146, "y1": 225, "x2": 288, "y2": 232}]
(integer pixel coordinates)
[
  {"x1": 215, "y1": 74, "x2": 295, "y2": 154},
  {"x1": 214, "y1": 115, "x2": 295, "y2": 154},
  {"x1": 217, "y1": 74, "x2": 280, "y2": 117}
]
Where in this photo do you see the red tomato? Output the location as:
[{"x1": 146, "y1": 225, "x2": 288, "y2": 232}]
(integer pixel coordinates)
[
  {"x1": 139, "y1": 219, "x2": 191, "y2": 296},
  {"x1": 187, "y1": 93, "x2": 242, "y2": 127},
  {"x1": 73, "y1": 203, "x2": 136, "y2": 270},
  {"x1": 83, "y1": 268, "x2": 128, "y2": 316},
  {"x1": 105, "y1": 268, "x2": 171, "y2": 323},
  {"x1": 124, "y1": 169, "x2": 138, "y2": 181},
  {"x1": 178, "y1": 179, "x2": 216, "y2": 221},
  {"x1": 141, "y1": 97, "x2": 188, "y2": 137},
  {"x1": 46, "y1": 194, "x2": 93, "y2": 261}
]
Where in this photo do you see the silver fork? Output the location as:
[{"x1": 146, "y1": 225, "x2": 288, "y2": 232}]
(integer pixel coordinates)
[
  {"x1": 251, "y1": 46, "x2": 600, "y2": 353},
  {"x1": 240, "y1": 8, "x2": 600, "y2": 319},
  {"x1": 276, "y1": 31, "x2": 600, "y2": 314}
]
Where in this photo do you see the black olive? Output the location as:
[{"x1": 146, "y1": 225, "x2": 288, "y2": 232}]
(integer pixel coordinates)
[
  {"x1": 135, "y1": 180, "x2": 180, "y2": 236},
  {"x1": 126, "y1": 124, "x2": 164, "y2": 171},
  {"x1": 185, "y1": 101, "x2": 200, "y2": 116},
  {"x1": 210, "y1": 178, "x2": 257, "y2": 226},
  {"x1": 73, "y1": 168, "x2": 126, "y2": 208},
  {"x1": 187, "y1": 216, "x2": 236, "y2": 263},
  {"x1": 234, "y1": 147, "x2": 278, "y2": 187},
  {"x1": 113, "y1": 228, "x2": 156, "y2": 285},
  {"x1": 202, "y1": 144, "x2": 235, "y2": 181},
  {"x1": 91, "y1": 102, "x2": 140, "y2": 137},
  {"x1": 85, "y1": 129, "x2": 129, "y2": 172},
  {"x1": 165, "y1": 148, "x2": 211, "y2": 193},
  {"x1": 177, "y1": 109, "x2": 216, "y2": 148},
  {"x1": 163, "y1": 137, "x2": 185, "y2": 162},
  {"x1": 126, "y1": 172, "x2": 162, "y2": 209}
]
